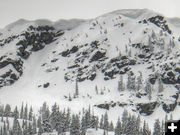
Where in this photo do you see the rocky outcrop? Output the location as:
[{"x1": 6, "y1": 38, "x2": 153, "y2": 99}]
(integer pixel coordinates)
[
  {"x1": 136, "y1": 102, "x2": 157, "y2": 116},
  {"x1": 148, "y1": 16, "x2": 172, "y2": 34},
  {"x1": 162, "y1": 102, "x2": 177, "y2": 113}
]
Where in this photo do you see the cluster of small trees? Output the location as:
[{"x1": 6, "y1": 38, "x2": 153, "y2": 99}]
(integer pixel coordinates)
[
  {"x1": 117, "y1": 71, "x2": 164, "y2": 100},
  {"x1": 0, "y1": 102, "x2": 167, "y2": 135}
]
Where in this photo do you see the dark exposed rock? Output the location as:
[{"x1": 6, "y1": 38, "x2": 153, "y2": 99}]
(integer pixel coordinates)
[
  {"x1": 70, "y1": 46, "x2": 78, "y2": 53},
  {"x1": 96, "y1": 103, "x2": 110, "y2": 110},
  {"x1": 61, "y1": 49, "x2": 70, "y2": 57},
  {"x1": 136, "y1": 102, "x2": 157, "y2": 116},
  {"x1": 149, "y1": 74, "x2": 158, "y2": 85},
  {"x1": 88, "y1": 73, "x2": 96, "y2": 81},
  {"x1": 162, "y1": 102, "x2": 177, "y2": 113},
  {"x1": 148, "y1": 15, "x2": 172, "y2": 34},
  {"x1": 90, "y1": 51, "x2": 106, "y2": 62},
  {"x1": 43, "y1": 82, "x2": 50, "y2": 88},
  {"x1": 17, "y1": 47, "x2": 30, "y2": 59},
  {"x1": 118, "y1": 102, "x2": 128, "y2": 107}
]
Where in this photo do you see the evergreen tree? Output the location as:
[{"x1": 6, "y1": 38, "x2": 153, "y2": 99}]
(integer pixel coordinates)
[
  {"x1": 64, "y1": 108, "x2": 71, "y2": 132},
  {"x1": 50, "y1": 103, "x2": 59, "y2": 130},
  {"x1": 142, "y1": 121, "x2": 151, "y2": 135},
  {"x1": 4, "y1": 104, "x2": 11, "y2": 117},
  {"x1": 12, "y1": 118, "x2": 22, "y2": 135},
  {"x1": 95, "y1": 85, "x2": 98, "y2": 94},
  {"x1": 68, "y1": 93, "x2": 72, "y2": 101},
  {"x1": 20, "y1": 102, "x2": 24, "y2": 119},
  {"x1": 70, "y1": 114, "x2": 80, "y2": 135},
  {"x1": 109, "y1": 121, "x2": 114, "y2": 131},
  {"x1": 37, "y1": 116, "x2": 42, "y2": 128},
  {"x1": 121, "y1": 110, "x2": 129, "y2": 134},
  {"x1": 42, "y1": 119, "x2": 52, "y2": 133},
  {"x1": 145, "y1": 81, "x2": 152, "y2": 100},
  {"x1": 81, "y1": 115, "x2": 87, "y2": 135},
  {"x1": 3, "y1": 122, "x2": 8, "y2": 135},
  {"x1": 23, "y1": 120, "x2": 28, "y2": 135},
  {"x1": 24, "y1": 104, "x2": 28, "y2": 120},
  {"x1": 32, "y1": 115, "x2": 37, "y2": 134},
  {"x1": 118, "y1": 75, "x2": 124, "y2": 92},
  {"x1": 137, "y1": 72, "x2": 143, "y2": 91},
  {"x1": 103, "y1": 112, "x2": 109, "y2": 134},
  {"x1": 0, "y1": 106, "x2": 4, "y2": 117},
  {"x1": 13, "y1": 106, "x2": 19, "y2": 119},
  {"x1": 153, "y1": 119, "x2": 161, "y2": 135},
  {"x1": 158, "y1": 78, "x2": 163, "y2": 93},
  {"x1": 115, "y1": 118, "x2": 121, "y2": 135},
  {"x1": 127, "y1": 72, "x2": 136, "y2": 91},
  {"x1": 28, "y1": 123, "x2": 33, "y2": 135},
  {"x1": 95, "y1": 116, "x2": 99, "y2": 130},
  {"x1": 29, "y1": 106, "x2": 33, "y2": 121},
  {"x1": 0, "y1": 127, "x2": 2, "y2": 135},
  {"x1": 6, "y1": 117, "x2": 9, "y2": 131},
  {"x1": 100, "y1": 115, "x2": 104, "y2": 129},
  {"x1": 160, "y1": 120, "x2": 165, "y2": 135},
  {"x1": 75, "y1": 79, "x2": 79, "y2": 97}
]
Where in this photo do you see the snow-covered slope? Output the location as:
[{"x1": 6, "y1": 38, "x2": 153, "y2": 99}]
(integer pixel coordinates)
[{"x1": 0, "y1": 9, "x2": 180, "y2": 127}]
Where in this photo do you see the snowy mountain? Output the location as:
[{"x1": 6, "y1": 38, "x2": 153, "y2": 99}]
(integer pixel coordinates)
[{"x1": 0, "y1": 9, "x2": 180, "y2": 132}]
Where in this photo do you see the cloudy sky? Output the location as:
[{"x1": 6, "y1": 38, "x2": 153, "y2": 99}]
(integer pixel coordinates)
[{"x1": 0, "y1": 0, "x2": 180, "y2": 28}]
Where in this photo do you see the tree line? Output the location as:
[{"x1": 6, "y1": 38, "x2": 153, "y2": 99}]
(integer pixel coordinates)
[{"x1": 0, "y1": 102, "x2": 167, "y2": 135}]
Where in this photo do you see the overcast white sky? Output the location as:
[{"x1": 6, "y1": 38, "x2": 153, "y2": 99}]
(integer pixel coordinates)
[{"x1": 0, "y1": 0, "x2": 180, "y2": 28}]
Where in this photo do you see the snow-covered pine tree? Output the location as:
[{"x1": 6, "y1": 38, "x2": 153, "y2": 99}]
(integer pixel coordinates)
[
  {"x1": 6, "y1": 118, "x2": 9, "y2": 131},
  {"x1": 3, "y1": 122, "x2": 8, "y2": 135},
  {"x1": 28, "y1": 122, "x2": 33, "y2": 135},
  {"x1": 118, "y1": 75, "x2": 124, "y2": 92},
  {"x1": 103, "y1": 112, "x2": 109, "y2": 134},
  {"x1": 37, "y1": 116, "x2": 42, "y2": 129},
  {"x1": 115, "y1": 118, "x2": 121, "y2": 135},
  {"x1": 145, "y1": 81, "x2": 152, "y2": 100},
  {"x1": 81, "y1": 115, "x2": 87, "y2": 135},
  {"x1": 13, "y1": 106, "x2": 19, "y2": 119},
  {"x1": 23, "y1": 120, "x2": 28, "y2": 135},
  {"x1": 0, "y1": 127, "x2": 3, "y2": 135},
  {"x1": 109, "y1": 121, "x2": 114, "y2": 131},
  {"x1": 38, "y1": 123, "x2": 43, "y2": 135},
  {"x1": 41, "y1": 119, "x2": 52, "y2": 133},
  {"x1": 29, "y1": 106, "x2": 33, "y2": 121},
  {"x1": 24, "y1": 104, "x2": 28, "y2": 120},
  {"x1": 142, "y1": 121, "x2": 151, "y2": 135},
  {"x1": 68, "y1": 93, "x2": 72, "y2": 101},
  {"x1": 153, "y1": 119, "x2": 161, "y2": 135},
  {"x1": 158, "y1": 78, "x2": 163, "y2": 93},
  {"x1": 100, "y1": 114, "x2": 104, "y2": 129},
  {"x1": 121, "y1": 110, "x2": 129, "y2": 134},
  {"x1": 95, "y1": 85, "x2": 98, "y2": 94},
  {"x1": 57, "y1": 110, "x2": 66, "y2": 134},
  {"x1": 32, "y1": 115, "x2": 37, "y2": 134},
  {"x1": 12, "y1": 117, "x2": 22, "y2": 135},
  {"x1": 64, "y1": 108, "x2": 71, "y2": 132},
  {"x1": 127, "y1": 71, "x2": 136, "y2": 91},
  {"x1": 95, "y1": 116, "x2": 99, "y2": 130},
  {"x1": 75, "y1": 79, "x2": 79, "y2": 97},
  {"x1": 4, "y1": 104, "x2": 11, "y2": 117},
  {"x1": 137, "y1": 72, "x2": 143, "y2": 91},
  {"x1": 0, "y1": 105, "x2": 4, "y2": 117},
  {"x1": 20, "y1": 102, "x2": 24, "y2": 119},
  {"x1": 50, "y1": 103, "x2": 59, "y2": 130},
  {"x1": 70, "y1": 114, "x2": 80, "y2": 135},
  {"x1": 160, "y1": 120, "x2": 165, "y2": 135}
]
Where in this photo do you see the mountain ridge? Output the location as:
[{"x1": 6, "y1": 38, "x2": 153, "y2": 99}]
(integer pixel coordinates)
[{"x1": 0, "y1": 9, "x2": 180, "y2": 127}]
